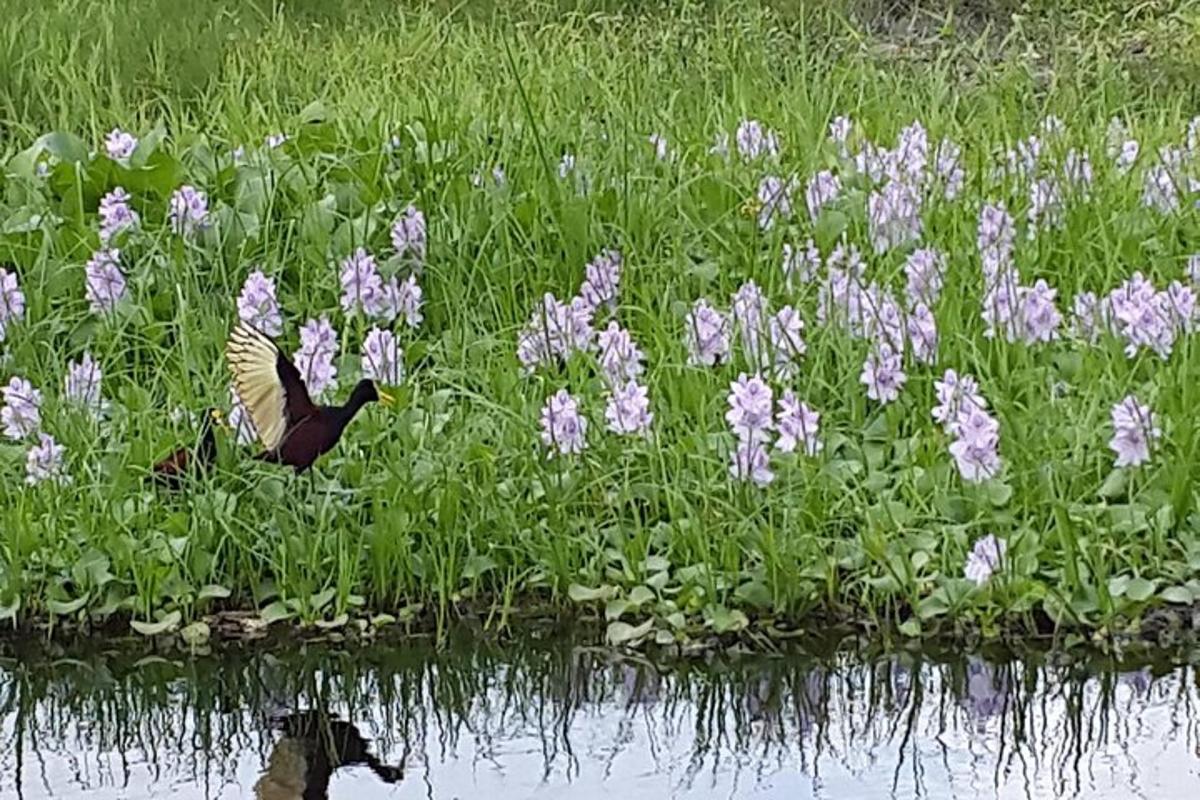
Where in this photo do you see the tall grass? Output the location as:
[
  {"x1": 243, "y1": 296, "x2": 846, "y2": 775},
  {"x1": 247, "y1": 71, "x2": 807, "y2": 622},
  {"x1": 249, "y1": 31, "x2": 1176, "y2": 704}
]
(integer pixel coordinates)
[{"x1": 0, "y1": 0, "x2": 1198, "y2": 644}]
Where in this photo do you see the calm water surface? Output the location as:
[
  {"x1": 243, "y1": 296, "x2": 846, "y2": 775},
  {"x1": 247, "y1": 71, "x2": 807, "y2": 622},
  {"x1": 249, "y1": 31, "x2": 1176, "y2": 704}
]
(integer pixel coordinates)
[{"x1": 1, "y1": 633, "x2": 1198, "y2": 799}]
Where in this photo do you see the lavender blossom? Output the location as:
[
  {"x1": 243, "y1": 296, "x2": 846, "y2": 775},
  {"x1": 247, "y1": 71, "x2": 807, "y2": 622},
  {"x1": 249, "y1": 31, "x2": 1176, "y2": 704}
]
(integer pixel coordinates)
[
  {"x1": 361, "y1": 327, "x2": 403, "y2": 386},
  {"x1": 2, "y1": 376, "x2": 41, "y2": 439},
  {"x1": 293, "y1": 316, "x2": 339, "y2": 399},
  {"x1": 1109, "y1": 395, "x2": 1160, "y2": 468},
  {"x1": 964, "y1": 534, "x2": 1006, "y2": 586},
  {"x1": 1166, "y1": 280, "x2": 1196, "y2": 333},
  {"x1": 265, "y1": 133, "x2": 288, "y2": 149},
  {"x1": 735, "y1": 119, "x2": 780, "y2": 161},
  {"x1": 1018, "y1": 279, "x2": 1062, "y2": 344},
  {"x1": 977, "y1": 202, "x2": 1015, "y2": 279},
  {"x1": 860, "y1": 344, "x2": 906, "y2": 404},
  {"x1": 604, "y1": 380, "x2": 653, "y2": 436},
  {"x1": 890, "y1": 121, "x2": 930, "y2": 186},
  {"x1": 867, "y1": 179, "x2": 922, "y2": 253},
  {"x1": 981, "y1": 268, "x2": 1022, "y2": 342},
  {"x1": 391, "y1": 205, "x2": 427, "y2": 264},
  {"x1": 0, "y1": 268, "x2": 26, "y2": 343},
  {"x1": 769, "y1": 305, "x2": 806, "y2": 379},
  {"x1": 730, "y1": 440, "x2": 774, "y2": 487},
  {"x1": 756, "y1": 175, "x2": 795, "y2": 230},
  {"x1": 236, "y1": 270, "x2": 283, "y2": 337},
  {"x1": 540, "y1": 389, "x2": 587, "y2": 456},
  {"x1": 168, "y1": 185, "x2": 209, "y2": 236},
  {"x1": 339, "y1": 248, "x2": 385, "y2": 316},
  {"x1": 726, "y1": 373, "x2": 774, "y2": 443},
  {"x1": 934, "y1": 138, "x2": 965, "y2": 200},
  {"x1": 1027, "y1": 178, "x2": 1064, "y2": 237},
  {"x1": 579, "y1": 249, "x2": 622, "y2": 311},
  {"x1": 906, "y1": 303, "x2": 938, "y2": 364},
  {"x1": 1107, "y1": 272, "x2": 1177, "y2": 359},
  {"x1": 829, "y1": 116, "x2": 852, "y2": 158},
  {"x1": 596, "y1": 321, "x2": 644, "y2": 385},
  {"x1": 782, "y1": 240, "x2": 821, "y2": 289},
  {"x1": 932, "y1": 369, "x2": 986, "y2": 435},
  {"x1": 1070, "y1": 291, "x2": 1106, "y2": 343},
  {"x1": 98, "y1": 187, "x2": 139, "y2": 244},
  {"x1": 1063, "y1": 149, "x2": 1094, "y2": 197},
  {"x1": 684, "y1": 298, "x2": 730, "y2": 366},
  {"x1": 517, "y1": 293, "x2": 595, "y2": 372},
  {"x1": 84, "y1": 248, "x2": 128, "y2": 315},
  {"x1": 104, "y1": 128, "x2": 138, "y2": 162},
  {"x1": 1142, "y1": 166, "x2": 1180, "y2": 214},
  {"x1": 861, "y1": 284, "x2": 905, "y2": 353},
  {"x1": 64, "y1": 352, "x2": 104, "y2": 415},
  {"x1": 732, "y1": 280, "x2": 770, "y2": 366},
  {"x1": 25, "y1": 433, "x2": 69, "y2": 486},
  {"x1": 904, "y1": 247, "x2": 946, "y2": 307},
  {"x1": 805, "y1": 170, "x2": 841, "y2": 221},
  {"x1": 558, "y1": 153, "x2": 576, "y2": 179},
  {"x1": 379, "y1": 275, "x2": 424, "y2": 328},
  {"x1": 948, "y1": 405, "x2": 1003, "y2": 483},
  {"x1": 774, "y1": 391, "x2": 821, "y2": 456}
]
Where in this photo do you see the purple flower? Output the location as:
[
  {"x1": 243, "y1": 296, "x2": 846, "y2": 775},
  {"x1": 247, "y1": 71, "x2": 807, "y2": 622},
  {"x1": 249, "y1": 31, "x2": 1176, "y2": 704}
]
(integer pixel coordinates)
[
  {"x1": 605, "y1": 380, "x2": 653, "y2": 436},
  {"x1": 104, "y1": 128, "x2": 138, "y2": 161},
  {"x1": 64, "y1": 352, "x2": 104, "y2": 415},
  {"x1": 756, "y1": 175, "x2": 795, "y2": 230},
  {"x1": 2, "y1": 376, "x2": 41, "y2": 439},
  {"x1": 684, "y1": 298, "x2": 730, "y2": 367},
  {"x1": 855, "y1": 140, "x2": 889, "y2": 183},
  {"x1": 981, "y1": 268, "x2": 1022, "y2": 342},
  {"x1": 726, "y1": 373, "x2": 774, "y2": 443},
  {"x1": 735, "y1": 119, "x2": 780, "y2": 161},
  {"x1": 1070, "y1": 291, "x2": 1106, "y2": 344},
  {"x1": 1107, "y1": 273, "x2": 1177, "y2": 359},
  {"x1": 1188, "y1": 254, "x2": 1200, "y2": 287},
  {"x1": 769, "y1": 306, "x2": 806, "y2": 380},
  {"x1": 782, "y1": 240, "x2": 821, "y2": 289},
  {"x1": 964, "y1": 534, "x2": 1006, "y2": 586},
  {"x1": 934, "y1": 137, "x2": 964, "y2": 200},
  {"x1": 168, "y1": 185, "x2": 209, "y2": 236},
  {"x1": 948, "y1": 405, "x2": 1003, "y2": 483},
  {"x1": 1027, "y1": 178, "x2": 1064, "y2": 237},
  {"x1": 732, "y1": 280, "x2": 769, "y2": 366},
  {"x1": 98, "y1": 187, "x2": 139, "y2": 244},
  {"x1": 558, "y1": 152, "x2": 576, "y2": 178},
  {"x1": 1109, "y1": 395, "x2": 1160, "y2": 468},
  {"x1": 1018, "y1": 279, "x2": 1062, "y2": 344},
  {"x1": 829, "y1": 116, "x2": 853, "y2": 157},
  {"x1": 339, "y1": 248, "x2": 385, "y2": 316},
  {"x1": 889, "y1": 121, "x2": 929, "y2": 186},
  {"x1": 379, "y1": 275, "x2": 424, "y2": 328},
  {"x1": 540, "y1": 389, "x2": 587, "y2": 456},
  {"x1": 236, "y1": 269, "x2": 283, "y2": 336},
  {"x1": 517, "y1": 293, "x2": 594, "y2": 372},
  {"x1": 579, "y1": 249, "x2": 622, "y2": 311},
  {"x1": 775, "y1": 391, "x2": 821, "y2": 456},
  {"x1": 265, "y1": 133, "x2": 288, "y2": 149},
  {"x1": 906, "y1": 303, "x2": 938, "y2": 364},
  {"x1": 977, "y1": 202, "x2": 1015, "y2": 279},
  {"x1": 904, "y1": 247, "x2": 946, "y2": 307},
  {"x1": 861, "y1": 285, "x2": 906, "y2": 353},
  {"x1": 1116, "y1": 140, "x2": 1140, "y2": 174},
  {"x1": 25, "y1": 433, "x2": 69, "y2": 486},
  {"x1": 1142, "y1": 166, "x2": 1180, "y2": 214},
  {"x1": 860, "y1": 344, "x2": 906, "y2": 404},
  {"x1": 817, "y1": 243, "x2": 866, "y2": 331},
  {"x1": 293, "y1": 316, "x2": 339, "y2": 399},
  {"x1": 932, "y1": 369, "x2": 987, "y2": 435},
  {"x1": 1167, "y1": 280, "x2": 1197, "y2": 332},
  {"x1": 228, "y1": 384, "x2": 257, "y2": 445},
  {"x1": 867, "y1": 179, "x2": 922, "y2": 254},
  {"x1": 1063, "y1": 148, "x2": 1094, "y2": 197},
  {"x1": 596, "y1": 321, "x2": 644, "y2": 385},
  {"x1": 361, "y1": 327, "x2": 403, "y2": 386},
  {"x1": 84, "y1": 248, "x2": 128, "y2": 315},
  {"x1": 805, "y1": 170, "x2": 841, "y2": 221},
  {"x1": 0, "y1": 268, "x2": 26, "y2": 343},
  {"x1": 730, "y1": 440, "x2": 774, "y2": 487},
  {"x1": 390, "y1": 205, "x2": 427, "y2": 264}
]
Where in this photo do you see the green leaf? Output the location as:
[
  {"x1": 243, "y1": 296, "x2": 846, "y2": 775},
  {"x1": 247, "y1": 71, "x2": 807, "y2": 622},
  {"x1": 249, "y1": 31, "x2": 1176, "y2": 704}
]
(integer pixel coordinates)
[
  {"x1": 1125, "y1": 577, "x2": 1157, "y2": 603},
  {"x1": 37, "y1": 131, "x2": 88, "y2": 164},
  {"x1": 46, "y1": 596, "x2": 88, "y2": 616},
  {"x1": 197, "y1": 584, "x2": 231, "y2": 602},
  {"x1": 131, "y1": 610, "x2": 182, "y2": 636},
  {"x1": 898, "y1": 618, "x2": 922, "y2": 637},
  {"x1": 707, "y1": 605, "x2": 748, "y2": 633},
  {"x1": 568, "y1": 583, "x2": 616, "y2": 603},
  {"x1": 0, "y1": 596, "x2": 20, "y2": 622},
  {"x1": 297, "y1": 100, "x2": 329, "y2": 125},
  {"x1": 813, "y1": 209, "x2": 848, "y2": 248},
  {"x1": 986, "y1": 480, "x2": 1013, "y2": 507},
  {"x1": 734, "y1": 580, "x2": 772, "y2": 609},
  {"x1": 180, "y1": 621, "x2": 211, "y2": 646},
  {"x1": 1097, "y1": 469, "x2": 1127, "y2": 500},
  {"x1": 1160, "y1": 586, "x2": 1193, "y2": 604},
  {"x1": 628, "y1": 585, "x2": 655, "y2": 606},
  {"x1": 606, "y1": 618, "x2": 654, "y2": 645},
  {"x1": 259, "y1": 600, "x2": 294, "y2": 624},
  {"x1": 605, "y1": 598, "x2": 632, "y2": 621},
  {"x1": 309, "y1": 589, "x2": 336, "y2": 611},
  {"x1": 643, "y1": 555, "x2": 670, "y2": 573},
  {"x1": 462, "y1": 554, "x2": 498, "y2": 580}
]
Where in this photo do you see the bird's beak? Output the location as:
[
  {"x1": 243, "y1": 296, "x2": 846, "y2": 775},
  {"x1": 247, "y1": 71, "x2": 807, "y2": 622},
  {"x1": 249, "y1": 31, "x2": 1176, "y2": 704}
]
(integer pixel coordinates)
[{"x1": 378, "y1": 389, "x2": 395, "y2": 407}]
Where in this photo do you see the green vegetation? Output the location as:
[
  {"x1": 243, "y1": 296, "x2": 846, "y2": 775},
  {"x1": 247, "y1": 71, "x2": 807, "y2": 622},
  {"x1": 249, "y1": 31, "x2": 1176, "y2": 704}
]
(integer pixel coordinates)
[{"x1": 1, "y1": 0, "x2": 1199, "y2": 647}]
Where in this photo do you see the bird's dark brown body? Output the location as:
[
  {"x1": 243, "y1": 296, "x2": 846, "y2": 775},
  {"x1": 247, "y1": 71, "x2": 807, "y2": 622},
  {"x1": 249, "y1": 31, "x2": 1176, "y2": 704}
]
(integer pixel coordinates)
[
  {"x1": 151, "y1": 409, "x2": 219, "y2": 490},
  {"x1": 255, "y1": 380, "x2": 380, "y2": 474}
]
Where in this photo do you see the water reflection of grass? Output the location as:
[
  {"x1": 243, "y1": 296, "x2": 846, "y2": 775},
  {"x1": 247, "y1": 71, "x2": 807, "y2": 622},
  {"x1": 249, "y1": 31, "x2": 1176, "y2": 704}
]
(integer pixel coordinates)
[{"x1": 0, "y1": 636, "x2": 1195, "y2": 797}]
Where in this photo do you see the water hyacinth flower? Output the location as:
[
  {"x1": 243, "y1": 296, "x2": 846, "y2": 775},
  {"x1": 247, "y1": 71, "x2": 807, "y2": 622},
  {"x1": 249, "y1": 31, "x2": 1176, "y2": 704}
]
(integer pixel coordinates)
[
  {"x1": 540, "y1": 389, "x2": 587, "y2": 456},
  {"x1": 2, "y1": 376, "x2": 41, "y2": 439},
  {"x1": 1063, "y1": 149, "x2": 1094, "y2": 197},
  {"x1": 1070, "y1": 291, "x2": 1105, "y2": 343},
  {"x1": 168, "y1": 185, "x2": 209, "y2": 236},
  {"x1": 378, "y1": 274, "x2": 424, "y2": 328},
  {"x1": 0, "y1": 268, "x2": 26, "y2": 343},
  {"x1": 64, "y1": 352, "x2": 104, "y2": 415},
  {"x1": 756, "y1": 175, "x2": 795, "y2": 230},
  {"x1": 854, "y1": 140, "x2": 889, "y2": 184},
  {"x1": 817, "y1": 242, "x2": 867, "y2": 331},
  {"x1": 904, "y1": 247, "x2": 946, "y2": 307},
  {"x1": 906, "y1": 302, "x2": 938, "y2": 364},
  {"x1": 84, "y1": 248, "x2": 128, "y2": 316},
  {"x1": 684, "y1": 298, "x2": 730, "y2": 367},
  {"x1": 558, "y1": 152, "x2": 576, "y2": 179},
  {"x1": 805, "y1": 170, "x2": 841, "y2": 221},
  {"x1": 293, "y1": 316, "x2": 339, "y2": 399},
  {"x1": 579, "y1": 249, "x2": 622, "y2": 311},
  {"x1": 735, "y1": 119, "x2": 780, "y2": 161},
  {"x1": 730, "y1": 440, "x2": 774, "y2": 487},
  {"x1": 860, "y1": 344, "x2": 906, "y2": 404},
  {"x1": 867, "y1": 180, "x2": 922, "y2": 253},
  {"x1": 361, "y1": 327, "x2": 403, "y2": 386},
  {"x1": 1027, "y1": 177, "x2": 1064, "y2": 237},
  {"x1": 228, "y1": 384, "x2": 258, "y2": 445},
  {"x1": 890, "y1": 120, "x2": 930, "y2": 186},
  {"x1": 726, "y1": 373, "x2": 774, "y2": 444},
  {"x1": 596, "y1": 321, "x2": 644, "y2": 385},
  {"x1": 391, "y1": 205, "x2": 427, "y2": 264},
  {"x1": 933, "y1": 138, "x2": 965, "y2": 200},
  {"x1": 604, "y1": 380, "x2": 653, "y2": 436},
  {"x1": 1018, "y1": 279, "x2": 1062, "y2": 344},
  {"x1": 236, "y1": 269, "x2": 283, "y2": 336},
  {"x1": 98, "y1": 187, "x2": 139, "y2": 244},
  {"x1": 1106, "y1": 272, "x2": 1178, "y2": 359},
  {"x1": 768, "y1": 306, "x2": 806, "y2": 379},
  {"x1": 25, "y1": 433, "x2": 69, "y2": 486},
  {"x1": 105, "y1": 128, "x2": 138, "y2": 162},
  {"x1": 931, "y1": 369, "x2": 987, "y2": 435},
  {"x1": 1167, "y1": 280, "x2": 1197, "y2": 332},
  {"x1": 774, "y1": 391, "x2": 821, "y2": 456},
  {"x1": 1109, "y1": 394, "x2": 1160, "y2": 468},
  {"x1": 964, "y1": 534, "x2": 1006, "y2": 586},
  {"x1": 265, "y1": 133, "x2": 288, "y2": 149},
  {"x1": 829, "y1": 116, "x2": 853, "y2": 158},
  {"x1": 516, "y1": 293, "x2": 595, "y2": 372},
  {"x1": 339, "y1": 248, "x2": 385, "y2": 316},
  {"x1": 731, "y1": 280, "x2": 769, "y2": 365},
  {"x1": 977, "y1": 202, "x2": 1016, "y2": 279},
  {"x1": 861, "y1": 284, "x2": 906, "y2": 353},
  {"x1": 948, "y1": 405, "x2": 1003, "y2": 483},
  {"x1": 782, "y1": 240, "x2": 821, "y2": 289},
  {"x1": 1142, "y1": 166, "x2": 1180, "y2": 214}
]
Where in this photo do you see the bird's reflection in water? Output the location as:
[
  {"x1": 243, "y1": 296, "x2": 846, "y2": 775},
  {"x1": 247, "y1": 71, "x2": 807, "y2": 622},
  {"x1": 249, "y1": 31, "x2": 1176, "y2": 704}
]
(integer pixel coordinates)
[{"x1": 254, "y1": 710, "x2": 404, "y2": 799}]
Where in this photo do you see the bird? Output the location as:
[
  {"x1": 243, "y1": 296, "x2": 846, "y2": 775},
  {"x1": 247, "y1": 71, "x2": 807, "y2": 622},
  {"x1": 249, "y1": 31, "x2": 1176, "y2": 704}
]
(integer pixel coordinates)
[
  {"x1": 225, "y1": 321, "x2": 393, "y2": 474},
  {"x1": 151, "y1": 407, "x2": 222, "y2": 490}
]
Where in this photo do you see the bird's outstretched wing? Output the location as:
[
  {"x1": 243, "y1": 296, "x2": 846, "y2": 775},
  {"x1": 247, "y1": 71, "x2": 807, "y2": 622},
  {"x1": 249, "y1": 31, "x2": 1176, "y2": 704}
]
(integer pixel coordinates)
[{"x1": 225, "y1": 322, "x2": 316, "y2": 450}]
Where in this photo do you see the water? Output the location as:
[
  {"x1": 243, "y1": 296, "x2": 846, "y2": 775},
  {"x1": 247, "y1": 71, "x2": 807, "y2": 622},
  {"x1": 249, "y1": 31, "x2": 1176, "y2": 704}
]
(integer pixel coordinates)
[{"x1": 1, "y1": 632, "x2": 1198, "y2": 799}]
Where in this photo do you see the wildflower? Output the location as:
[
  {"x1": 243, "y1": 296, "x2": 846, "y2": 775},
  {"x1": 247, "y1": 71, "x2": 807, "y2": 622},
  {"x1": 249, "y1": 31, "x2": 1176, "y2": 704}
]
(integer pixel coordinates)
[
  {"x1": 867, "y1": 179, "x2": 922, "y2": 253},
  {"x1": 964, "y1": 534, "x2": 1006, "y2": 586},
  {"x1": 735, "y1": 119, "x2": 780, "y2": 161},
  {"x1": 977, "y1": 202, "x2": 1015, "y2": 279},
  {"x1": 228, "y1": 384, "x2": 257, "y2": 445},
  {"x1": 648, "y1": 133, "x2": 672, "y2": 161},
  {"x1": 558, "y1": 152, "x2": 576, "y2": 179},
  {"x1": 829, "y1": 116, "x2": 852, "y2": 158},
  {"x1": 604, "y1": 380, "x2": 653, "y2": 436},
  {"x1": 361, "y1": 327, "x2": 403, "y2": 386},
  {"x1": 378, "y1": 274, "x2": 423, "y2": 328},
  {"x1": 1, "y1": 376, "x2": 41, "y2": 439},
  {"x1": 684, "y1": 298, "x2": 730, "y2": 366},
  {"x1": 1109, "y1": 394, "x2": 1160, "y2": 468},
  {"x1": 579, "y1": 249, "x2": 622, "y2": 311},
  {"x1": 934, "y1": 137, "x2": 964, "y2": 200},
  {"x1": 1027, "y1": 177, "x2": 1064, "y2": 237},
  {"x1": 265, "y1": 133, "x2": 288, "y2": 149},
  {"x1": 756, "y1": 175, "x2": 795, "y2": 230},
  {"x1": 948, "y1": 405, "x2": 1003, "y2": 483},
  {"x1": 1142, "y1": 166, "x2": 1180, "y2": 214},
  {"x1": 596, "y1": 321, "x2": 644, "y2": 385},
  {"x1": 1165, "y1": 280, "x2": 1196, "y2": 333},
  {"x1": 390, "y1": 205, "x2": 427, "y2": 264},
  {"x1": 904, "y1": 247, "x2": 946, "y2": 307},
  {"x1": 769, "y1": 305, "x2": 806, "y2": 379},
  {"x1": 730, "y1": 440, "x2": 774, "y2": 487},
  {"x1": 104, "y1": 128, "x2": 138, "y2": 162},
  {"x1": 235, "y1": 270, "x2": 283, "y2": 337},
  {"x1": 1040, "y1": 115, "x2": 1065, "y2": 138},
  {"x1": 1188, "y1": 116, "x2": 1200, "y2": 157},
  {"x1": 775, "y1": 391, "x2": 821, "y2": 456},
  {"x1": 805, "y1": 170, "x2": 841, "y2": 221},
  {"x1": 293, "y1": 316, "x2": 339, "y2": 399},
  {"x1": 1070, "y1": 291, "x2": 1106, "y2": 343},
  {"x1": 84, "y1": 248, "x2": 128, "y2": 315},
  {"x1": 860, "y1": 344, "x2": 906, "y2": 404},
  {"x1": 782, "y1": 240, "x2": 821, "y2": 289},
  {"x1": 0, "y1": 268, "x2": 26, "y2": 343},
  {"x1": 932, "y1": 369, "x2": 986, "y2": 435},
  {"x1": 1116, "y1": 140, "x2": 1140, "y2": 174},
  {"x1": 339, "y1": 248, "x2": 385, "y2": 316},
  {"x1": 1018, "y1": 279, "x2": 1062, "y2": 344},
  {"x1": 725, "y1": 373, "x2": 774, "y2": 443},
  {"x1": 168, "y1": 185, "x2": 209, "y2": 236},
  {"x1": 1189, "y1": 254, "x2": 1200, "y2": 287},
  {"x1": 818, "y1": 243, "x2": 866, "y2": 332},
  {"x1": 471, "y1": 163, "x2": 506, "y2": 188},
  {"x1": 906, "y1": 302, "x2": 938, "y2": 364},
  {"x1": 732, "y1": 280, "x2": 770, "y2": 365},
  {"x1": 1107, "y1": 273, "x2": 1177, "y2": 359},
  {"x1": 517, "y1": 293, "x2": 595, "y2": 372},
  {"x1": 98, "y1": 187, "x2": 139, "y2": 244},
  {"x1": 855, "y1": 140, "x2": 889, "y2": 184},
  {"x1": 861, "y1": 284, "x2": 906, "y2": 353},
  {"x1": 1063, "y1": 148, "x2": 1093, "y2": 197},
  {"x1": 889, "y1": 121, "x2": 929, "y2": 186},
  {"x1": 540, "y1": 389, "x2": 587, "y2": 456},
  {"x1": 1106, "y1": 118, "x2": 1132, "y2": 161},
  {"x1": 64, "y1": 352, "x2": 104, "y2": 415},
  {"x1": 25, "y1": 433, "x2": 69, "y2": 486}
]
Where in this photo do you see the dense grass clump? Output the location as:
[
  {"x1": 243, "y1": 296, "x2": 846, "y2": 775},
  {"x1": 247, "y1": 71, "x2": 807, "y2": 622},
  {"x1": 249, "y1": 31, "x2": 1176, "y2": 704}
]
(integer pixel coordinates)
[{"x1": 1, "y1": 1, "x2": 1199, "y2": 645}]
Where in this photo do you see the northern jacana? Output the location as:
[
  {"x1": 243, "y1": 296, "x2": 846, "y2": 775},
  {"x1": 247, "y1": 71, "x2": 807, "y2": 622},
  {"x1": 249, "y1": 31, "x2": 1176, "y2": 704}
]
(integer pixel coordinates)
[
  {"x1": 225, "y1": 322, "x2": 393, "y2": 474},
  {"x1": 151, "y1": 407, "x2": 222, "y2": 490}
]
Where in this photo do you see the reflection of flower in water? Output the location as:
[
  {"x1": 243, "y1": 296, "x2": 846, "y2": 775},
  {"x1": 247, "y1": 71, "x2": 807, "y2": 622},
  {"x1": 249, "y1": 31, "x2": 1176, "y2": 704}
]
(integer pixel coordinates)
[
  {"x1": 960, "y1": 656, "x2": 1010, "y2": 730},
  {"x1": 618, "y1": 663, "x2": 660, "y2": 708},
  {"x1": 1117, "y1": 668, "x2": 1152, "y2": 697}
]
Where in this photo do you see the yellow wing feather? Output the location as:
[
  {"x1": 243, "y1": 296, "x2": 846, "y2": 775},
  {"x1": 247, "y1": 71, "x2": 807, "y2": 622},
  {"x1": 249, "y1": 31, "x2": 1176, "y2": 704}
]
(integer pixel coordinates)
[{"x1": 226, "y1": 322, "x2": 288, "y2": 451}]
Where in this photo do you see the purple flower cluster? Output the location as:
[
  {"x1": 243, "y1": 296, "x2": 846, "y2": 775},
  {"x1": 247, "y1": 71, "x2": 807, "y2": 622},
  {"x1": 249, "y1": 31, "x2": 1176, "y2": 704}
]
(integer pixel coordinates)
[
  {"x1": 105, "y1": 128, "x2": 138, "y2": 162},
  {"x1": 293, "y1": 316, "x2": 338, "y2": 399},
  {"x1": 0, "y1": 268, "x2": 26, "y2": 343},
  {"x1": 236, "y1": 270, "x2": 283, "y2": 336},
  {"x1": 98, "y1": 187, "x2": 139, "y2": 244},
  {"x1": 904, "y1": 248, "x2": 946, "y2": 307},
  {"x1": 775, "y1": 391, "x2": 821, "y2": 456},
  {"x1": 2, "y1": 376, "x2": 41, "y2": 439},
  {"x1": 868, "y1": 179, "x2": 922, "y2": 254},
  {"x1": 860, "y1": 344, "x2": 906, "y2": 404},
  {"x1": 964, "y1": 534, "x2": 1005, "y2": 586},
  {"x1": 735, "y1": 119, "x2": 780, "y2": 161},
  {"x1": 25, "y1": 433, "x2": 69, "y2": 486},
  {"x1": 933, "y1": 370, "x2": 1001, "y2": 483},
  {"x1": 64, "y1": 352, "x2": 104, "y2": 416},
  {"x1": 1109, "y1": 394, "x2": 1160, "y2": 468},
  {"x1": 684, "y1": 299, "x2": 730, "y2": 366},
  {"x1": 597, "y1": 321, "x2": 644, "y2": 385},
  {"x1": 168, "y1": 185, "x2": 209, "y2": 236},
  {"x1": 517, "y1": 292, "x2": 596, "y2": 372},
  {"x1": 391, "y1": 205, "x2": 427, "y2": 265},
  {"x1": 756, "y1": 175, "x2": 796, "y2": 230},
  {"x1": 361, "y1": 327, "x2": 403, "y2": 386},
  {"x1": 604, "y1": 380, "x2": 652, "y2": 436},
  {"x1": 976, "y1": 203, "x2": 1062, "y2": 344},
  {"x1": 540, "y1": 389, "x2": 587, "y2": 456},
  {"x1": 781, "y1": 239, "x2": 821, "y2": 289},
  {"x1": 805, "y1": 170, "x2": 841, "y2": 221},
  {"x1": 1107, "y1": 118, "x2": 1139, "y2": 173},
  {"x1": 84, "y1": 248, "x2": 128, "y2": 316},
  {"x1": 339, "y1": 248, "x2": 420, "y2": 324},
  {"x1": 579, "y1": 249, "x2": 622, "y2": 311},
  {"x1": 1098, "y1": 272, "x2": 1194, "y2": 358},
  {"x1": 727, "y1": 373, "x2": 774, "y2": 486}
]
